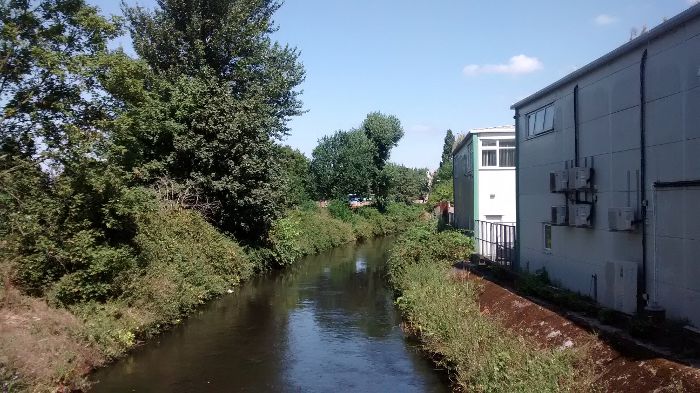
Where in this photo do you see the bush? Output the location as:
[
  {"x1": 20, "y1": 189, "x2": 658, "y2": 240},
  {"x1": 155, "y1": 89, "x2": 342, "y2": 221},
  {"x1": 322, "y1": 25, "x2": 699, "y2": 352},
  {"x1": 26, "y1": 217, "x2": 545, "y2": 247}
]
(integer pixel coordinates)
[
  {"x1": 268, "y1": 209, "x2": 355, "y2": 266},
  {"x1": 327, "y1": 199, "x2": 354, "y2": 222}
]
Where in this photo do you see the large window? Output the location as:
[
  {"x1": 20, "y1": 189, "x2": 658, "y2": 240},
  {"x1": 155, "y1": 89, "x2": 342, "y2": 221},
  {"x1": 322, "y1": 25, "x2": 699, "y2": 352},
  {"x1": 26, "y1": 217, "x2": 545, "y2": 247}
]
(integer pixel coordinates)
[
  {"x1": 481, "y1": 139, "x2": 515, "y2": 168},
  {"x1": 527, "y1": 103, "x2": 555, "y2": 137}
]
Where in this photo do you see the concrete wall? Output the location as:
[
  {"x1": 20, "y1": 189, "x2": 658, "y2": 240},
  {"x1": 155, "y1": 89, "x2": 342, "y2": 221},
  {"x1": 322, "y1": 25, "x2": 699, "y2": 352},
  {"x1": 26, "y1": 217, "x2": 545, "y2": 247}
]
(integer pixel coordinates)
[
  {"x1": 453, "y1": 136, "x2": 474, "y2": 230},
  {"x1": 514, "y1": 14, "x2": 700, "y2": 326}
]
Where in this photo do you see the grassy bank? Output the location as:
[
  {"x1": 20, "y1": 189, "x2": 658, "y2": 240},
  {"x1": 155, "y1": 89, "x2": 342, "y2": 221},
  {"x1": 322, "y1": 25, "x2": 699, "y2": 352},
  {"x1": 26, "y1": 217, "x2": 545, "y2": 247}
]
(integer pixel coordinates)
[
  {"x1": 387, "y1": 225, "x2": 595, "y2": 392},
  {"x1": 0, "y1": 200, "x2": 425, "y2": 392}
]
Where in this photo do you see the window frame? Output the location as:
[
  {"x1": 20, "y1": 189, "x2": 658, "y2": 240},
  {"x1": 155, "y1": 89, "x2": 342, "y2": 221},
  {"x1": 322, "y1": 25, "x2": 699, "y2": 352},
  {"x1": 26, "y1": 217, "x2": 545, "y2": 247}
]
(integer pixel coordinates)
[
  {"x1": 526, "y1": 103, "x2": 555, "y2": 138},
  {"x1": 543, "y1": 223, "x2": 552, "y2": 252},
  {"x1": 480, "y1": 138, "x2": 516, "y2": 169}
]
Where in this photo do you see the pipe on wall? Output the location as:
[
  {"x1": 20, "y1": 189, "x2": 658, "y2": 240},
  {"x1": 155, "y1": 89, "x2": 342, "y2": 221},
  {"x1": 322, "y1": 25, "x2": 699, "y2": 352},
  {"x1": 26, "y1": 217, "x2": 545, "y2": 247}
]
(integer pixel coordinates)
[{"x1": 639, "y1": 49, "x2": 649, "y2": 313}]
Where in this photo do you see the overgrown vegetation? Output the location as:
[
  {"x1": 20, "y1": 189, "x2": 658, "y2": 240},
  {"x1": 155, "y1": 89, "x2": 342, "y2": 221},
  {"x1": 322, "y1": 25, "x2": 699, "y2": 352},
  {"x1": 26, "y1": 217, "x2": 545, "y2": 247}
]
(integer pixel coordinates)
[
  {"x1": 268, "y1": 203, "x2": 425, "y2": 266},
  {"x1": 387, "y1": 226, "x2": 595, "y2": 392},
  {"x1": 0, "y1": 0, "x2": 431, "y2": 390}
]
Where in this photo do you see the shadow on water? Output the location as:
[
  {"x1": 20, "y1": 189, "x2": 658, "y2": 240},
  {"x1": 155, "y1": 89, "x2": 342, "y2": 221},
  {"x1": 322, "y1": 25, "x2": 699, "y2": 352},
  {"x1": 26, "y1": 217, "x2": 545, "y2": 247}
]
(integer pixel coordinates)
[{"x1": 90, "y1": 237, "x2": 449, "y2": 393}]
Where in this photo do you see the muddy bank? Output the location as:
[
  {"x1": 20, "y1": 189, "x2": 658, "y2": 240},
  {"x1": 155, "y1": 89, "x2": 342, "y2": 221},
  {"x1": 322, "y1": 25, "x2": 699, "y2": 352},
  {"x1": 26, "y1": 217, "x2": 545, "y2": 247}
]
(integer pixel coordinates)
[{"x1": 453, "y1": 268, "x2": 700, "y2": 392}]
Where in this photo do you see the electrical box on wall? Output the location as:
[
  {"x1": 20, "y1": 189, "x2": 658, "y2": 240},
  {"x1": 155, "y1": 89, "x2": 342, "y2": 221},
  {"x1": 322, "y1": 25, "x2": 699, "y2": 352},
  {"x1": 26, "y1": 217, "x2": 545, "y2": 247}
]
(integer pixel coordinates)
[
  {"x1": 573, "y1": 204, "x2": 592, "y2": 227},
  {"x1": 549, "y1": 171, "x2": 568, "y2": 192},
  {"x1": 569, "y1": 167, "x2": 593, "y2": 190},
  {"x1": 608, "y1": 207, "x2": 635, "y2": 231},
  {"x1": 550, "y1": 206, "x2": 568, "y2": 225}
]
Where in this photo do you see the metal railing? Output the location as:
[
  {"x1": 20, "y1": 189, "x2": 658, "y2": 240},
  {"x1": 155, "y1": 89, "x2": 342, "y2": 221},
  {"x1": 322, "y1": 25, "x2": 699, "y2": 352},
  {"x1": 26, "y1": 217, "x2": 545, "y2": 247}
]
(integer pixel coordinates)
[{"x1": 474, "y1": 220, "x2": 516, "y2": 268}]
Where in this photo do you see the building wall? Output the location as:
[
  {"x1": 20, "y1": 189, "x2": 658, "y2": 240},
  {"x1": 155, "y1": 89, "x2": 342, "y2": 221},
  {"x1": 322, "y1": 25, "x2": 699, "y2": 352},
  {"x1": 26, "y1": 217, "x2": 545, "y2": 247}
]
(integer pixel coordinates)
[
  {"x1": 453, "y1": 136, "x2": 475, "y2": 230},
  {"x1": 515, "y1": 15, "x2": 700, "y2": 326},
  {"x1": 476, "y1": 133, "x2": 516, "y2": 224}
]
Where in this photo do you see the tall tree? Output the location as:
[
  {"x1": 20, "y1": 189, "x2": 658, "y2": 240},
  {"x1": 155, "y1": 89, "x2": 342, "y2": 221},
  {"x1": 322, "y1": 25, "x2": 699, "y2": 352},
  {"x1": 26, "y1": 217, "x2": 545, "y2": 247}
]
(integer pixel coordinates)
[
  {"x1": 360, "y1": 112, "x2": 404, "y2": 207},
  {"x1": 440, "y1": 129, "x2": 455, "y2": 168},
  {"x1": 0, "y1": 0, "x2": 122, "y2": 163},
  {"x1": 118, "y1": 0, "x2": 305, "y2": 240},
  {"x1": 434, "y1": 129, "x2": 455, "y2": 185}
]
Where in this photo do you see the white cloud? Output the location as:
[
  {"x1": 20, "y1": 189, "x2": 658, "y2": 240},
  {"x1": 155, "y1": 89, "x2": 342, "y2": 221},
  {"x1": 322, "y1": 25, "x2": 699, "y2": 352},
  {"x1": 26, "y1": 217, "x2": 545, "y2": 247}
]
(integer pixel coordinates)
[
  {"x1": 594, "y1": 14, "x2": 618, "y2": 25},
  {"x1": 462, "y1": 54, "x2": 543, "y2": 77},
  {"x1": 688, "y1": 0, "x2": 700, "y2": 6}
]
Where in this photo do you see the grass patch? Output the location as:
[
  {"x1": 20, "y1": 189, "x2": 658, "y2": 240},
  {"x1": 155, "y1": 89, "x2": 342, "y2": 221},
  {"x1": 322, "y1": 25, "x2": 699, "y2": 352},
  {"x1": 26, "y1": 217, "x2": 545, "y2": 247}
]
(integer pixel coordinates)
[{"x1": 387, "y1": 226, "x2": 596, "y2": 392}]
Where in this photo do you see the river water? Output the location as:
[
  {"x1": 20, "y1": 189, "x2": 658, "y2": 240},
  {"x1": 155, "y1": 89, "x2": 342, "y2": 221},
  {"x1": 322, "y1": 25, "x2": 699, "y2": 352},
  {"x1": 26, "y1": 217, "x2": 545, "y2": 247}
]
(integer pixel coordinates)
[{"x1": 90, "y1": 237, "x2": 449, "y2": 392}]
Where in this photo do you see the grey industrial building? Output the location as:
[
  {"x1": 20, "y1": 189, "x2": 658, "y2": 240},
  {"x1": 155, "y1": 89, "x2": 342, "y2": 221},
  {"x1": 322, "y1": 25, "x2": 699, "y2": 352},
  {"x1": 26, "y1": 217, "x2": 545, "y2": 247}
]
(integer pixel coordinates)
[{"x1": 511, "y1": 4, "x2": 700, "y2": 326}]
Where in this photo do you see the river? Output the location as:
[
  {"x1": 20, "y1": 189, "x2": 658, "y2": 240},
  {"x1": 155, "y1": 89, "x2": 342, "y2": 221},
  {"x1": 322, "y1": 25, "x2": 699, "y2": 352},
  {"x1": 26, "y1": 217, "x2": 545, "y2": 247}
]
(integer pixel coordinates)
[{"x1": 89, "y1": 237, "x2": 449, "y2": 392}]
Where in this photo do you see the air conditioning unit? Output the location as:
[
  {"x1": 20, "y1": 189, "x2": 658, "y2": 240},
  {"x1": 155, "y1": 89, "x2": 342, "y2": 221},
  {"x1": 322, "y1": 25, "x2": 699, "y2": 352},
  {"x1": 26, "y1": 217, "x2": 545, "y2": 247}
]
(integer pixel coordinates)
[
  {"x1": 569, "y1": 167, "x2": 593, "y2": 190},
  {"x1": 608, "y1": 207, "x2": 635, "y2": 231},
  {"x1": 604, "y1": 261, "x2": 638, "y2": 314},
  {"x1": 573, "y1": 204, "x2": 592, "y2": 227},
  {"x1": 549, "y1": 171, "x2": 568, "y2": 192},
  {"x1": 550, "y1": 206, "x2": 568, "y2": 225}
]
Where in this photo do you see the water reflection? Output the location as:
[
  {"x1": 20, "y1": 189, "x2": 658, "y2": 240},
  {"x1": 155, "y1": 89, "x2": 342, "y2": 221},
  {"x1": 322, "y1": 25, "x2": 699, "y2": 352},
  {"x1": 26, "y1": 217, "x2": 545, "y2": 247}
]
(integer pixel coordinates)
[{"x1": 90, "y1": 237, "x2": 448, "y2": 393}]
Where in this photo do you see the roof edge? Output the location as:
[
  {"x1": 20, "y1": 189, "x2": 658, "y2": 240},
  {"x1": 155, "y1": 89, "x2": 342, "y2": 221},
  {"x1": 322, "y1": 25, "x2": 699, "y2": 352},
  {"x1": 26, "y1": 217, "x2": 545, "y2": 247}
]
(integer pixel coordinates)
[{"x1": 511, "y1": 4, "x2": 700, "y2": 110}]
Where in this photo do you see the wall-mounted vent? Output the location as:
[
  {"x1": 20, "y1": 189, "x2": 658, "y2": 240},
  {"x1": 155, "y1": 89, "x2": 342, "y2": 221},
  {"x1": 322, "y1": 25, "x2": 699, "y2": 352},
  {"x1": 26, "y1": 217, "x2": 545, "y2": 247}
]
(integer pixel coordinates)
[
  {"x1": 573, "y1": 204, "x2": 592, "y2": 227},
  {"x1": 550, "y1": 206, "x2": 568, "y2": 225},
  {"x1": 569, "y1": 167, "x2": 593, "y2": 190},
  {"x1": 549, "y1": 171, "x2": 568, "y2": 192},
  {"x1": 604, "y1": 261, "x2": 638, "y2": 314},
  {"x1": 608, "y1": 207, "x2": 635, "y2": 231}
]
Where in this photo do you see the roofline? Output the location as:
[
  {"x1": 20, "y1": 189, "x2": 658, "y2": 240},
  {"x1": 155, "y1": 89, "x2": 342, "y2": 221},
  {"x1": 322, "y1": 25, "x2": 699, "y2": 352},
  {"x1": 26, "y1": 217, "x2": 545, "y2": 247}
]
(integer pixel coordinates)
[
  {"x1": 511, "y1": 4, "x2": 700, "y2": 110},
  {"x1": 452, "y1": 125, "x2": 515, "y2": 155}
]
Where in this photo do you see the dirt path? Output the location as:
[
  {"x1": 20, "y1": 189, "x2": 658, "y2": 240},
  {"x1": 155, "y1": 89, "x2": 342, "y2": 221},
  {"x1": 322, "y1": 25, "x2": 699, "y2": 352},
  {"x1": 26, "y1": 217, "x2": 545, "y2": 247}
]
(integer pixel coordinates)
[{"x1": 452, "y1": 269, "x2": 700, "y2": 392}]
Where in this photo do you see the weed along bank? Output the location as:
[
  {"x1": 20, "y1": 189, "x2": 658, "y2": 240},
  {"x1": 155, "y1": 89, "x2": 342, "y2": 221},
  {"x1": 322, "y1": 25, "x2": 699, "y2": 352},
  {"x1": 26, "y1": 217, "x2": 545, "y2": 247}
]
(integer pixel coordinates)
[{"x1": 512, "y1": 4, "x2": 700, "y2": 327}]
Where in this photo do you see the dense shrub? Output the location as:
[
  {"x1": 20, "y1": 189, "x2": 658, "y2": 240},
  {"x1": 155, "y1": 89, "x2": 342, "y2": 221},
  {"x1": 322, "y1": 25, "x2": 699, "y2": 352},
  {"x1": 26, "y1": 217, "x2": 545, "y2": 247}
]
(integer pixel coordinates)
[
  {"x1": 268, "y1": 209, "x2": 355, "y2": 266},
  {"x1": 387, "y1": 227, "x2": 594, "y2": 392}
]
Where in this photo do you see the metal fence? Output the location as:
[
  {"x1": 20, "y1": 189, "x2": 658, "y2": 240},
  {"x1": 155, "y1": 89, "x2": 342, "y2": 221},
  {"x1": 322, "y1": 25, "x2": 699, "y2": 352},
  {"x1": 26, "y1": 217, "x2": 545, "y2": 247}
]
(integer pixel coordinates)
[{"x1": 474, "y1": 220, "x2": 516, "y2": 268}]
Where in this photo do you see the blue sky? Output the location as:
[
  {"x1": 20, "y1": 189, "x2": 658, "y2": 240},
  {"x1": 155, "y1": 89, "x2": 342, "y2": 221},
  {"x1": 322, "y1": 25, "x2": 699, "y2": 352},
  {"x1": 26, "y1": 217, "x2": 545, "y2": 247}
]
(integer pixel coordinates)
[{"x1": 91, "y1": 0, "x2": 695, "y2": 169}]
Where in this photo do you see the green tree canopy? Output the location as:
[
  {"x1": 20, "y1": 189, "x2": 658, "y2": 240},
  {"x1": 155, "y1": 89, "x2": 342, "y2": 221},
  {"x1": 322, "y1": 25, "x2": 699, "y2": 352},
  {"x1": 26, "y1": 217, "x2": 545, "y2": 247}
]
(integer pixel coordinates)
[
  {"x1": 310, "y1": 129, "x2": 374, "y2": 200},
  {"x1": 276, "y1": 145, "x2": 312, "y2": 207},
  {"x1": 116, "y1": 0, "x2": 306, "y2": 240},
  {"x1": 360, "y1": 112, "x2": 404, "y2": 207},
  {"x1": 384, "y1": 163, "x2": 429, "y2": 204}
]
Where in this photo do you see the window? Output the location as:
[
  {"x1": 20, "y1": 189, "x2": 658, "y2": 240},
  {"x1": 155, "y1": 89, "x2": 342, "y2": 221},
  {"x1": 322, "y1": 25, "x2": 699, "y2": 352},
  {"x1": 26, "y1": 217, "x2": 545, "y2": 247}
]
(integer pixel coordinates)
[
  {"x1": 482, "y1": 150, "x2": 497, "y2": 166},
  {"x1": 543, "y1": 224, "x2": 552, "y2": 251},
  {"x1": 527, "y1": 103, "x2": 555, "y2": 137},
  {"x1": 499, "y1": 140, "x2": 515, "y2": 167},
  {"x1": 481, "y1": 139, "x2": 515, "y2": 168}
]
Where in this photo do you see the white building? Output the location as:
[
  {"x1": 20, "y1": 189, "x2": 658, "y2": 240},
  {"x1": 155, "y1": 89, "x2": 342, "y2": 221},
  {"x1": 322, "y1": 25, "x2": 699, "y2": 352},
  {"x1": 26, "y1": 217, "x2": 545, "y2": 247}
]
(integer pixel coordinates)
[
  {"x1": 512, "y1": 5, "x2": 700, "y2": 326},
  {"x1": 453, "y1": 126, "x2": 516, "y2": 262}
]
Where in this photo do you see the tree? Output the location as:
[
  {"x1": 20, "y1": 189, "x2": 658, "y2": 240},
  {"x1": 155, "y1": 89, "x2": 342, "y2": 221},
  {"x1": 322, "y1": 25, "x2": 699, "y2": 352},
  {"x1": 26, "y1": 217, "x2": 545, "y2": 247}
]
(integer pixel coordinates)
[
  {"x1": 360, "y1": 112, "x2": 404, "y2": 207},
  {"x1": 384, "y1": 163, "x2": 429, "y2": 204},
  {"x1": 0, "y1": 0, "x2": 122, "y2": 163},
  {"x1": 118, "y1": 0, "x2": 306, "y2": 240},
  {"x1": 276, "y1": 145, "x2": 312, "y2": 207},
  {"x1": 310, "y1": 129, "x2": 374, "y2": 200},
  {"x1": 439, "y1": 129, "x2": 455, "y2": 169},
  {"x1": 433, "y1": 129, "x2": 455, "y2": 185}
]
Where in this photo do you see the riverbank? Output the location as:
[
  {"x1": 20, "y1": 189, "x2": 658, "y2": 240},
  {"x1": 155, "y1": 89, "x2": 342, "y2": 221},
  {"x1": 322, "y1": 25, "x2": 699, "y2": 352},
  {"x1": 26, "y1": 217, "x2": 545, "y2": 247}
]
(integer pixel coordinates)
[
  {"x1": 0, "y1": 202, "x2": 426, "y2": 392},
  {"x1": 386, "y1": 225, "x2": 596, "y2": 392},
  {"x1": 386, "y1": 225, "x2": 700, "y2": 392}
]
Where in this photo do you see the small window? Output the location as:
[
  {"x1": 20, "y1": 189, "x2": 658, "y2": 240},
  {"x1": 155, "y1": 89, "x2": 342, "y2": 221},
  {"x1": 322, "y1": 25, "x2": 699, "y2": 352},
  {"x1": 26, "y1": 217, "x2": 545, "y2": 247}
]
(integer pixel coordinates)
[
  {"x1": 482, "y1": 150, "x2": 497, "y2": 166},
  {"x1": 481, "y1": 139, "x2": 497, "y2": 147},
  {"x1": 527, "y1": 103, "x2": 555, "y2": 137},
  {"x1": 499, "y1": 148, "x2": 515, "y2": 167},
  {"x1": 543, "y1": 224, "x2": 552, "y2": 251}
]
